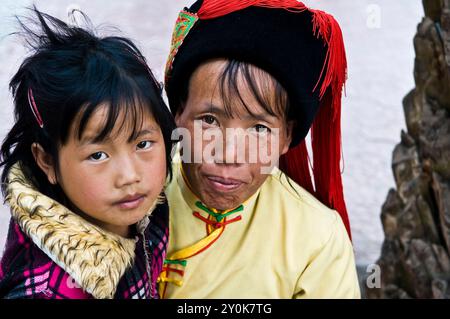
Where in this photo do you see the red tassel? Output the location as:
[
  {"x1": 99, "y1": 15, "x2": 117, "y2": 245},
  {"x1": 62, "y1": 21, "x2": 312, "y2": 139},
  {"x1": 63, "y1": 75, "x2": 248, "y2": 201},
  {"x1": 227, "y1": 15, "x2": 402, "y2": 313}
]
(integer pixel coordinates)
[
  {"x1": 279, "y1": 140, "x2": 314, "y2": 195},
  {"x1": 311, "y1": 90, "x2": 351, "y2": 240},
  {"x1": 311, "y1": 10, "x2": 348, "y2": 107},
  {"x1": 310, "y1": 10, "x2": 350, "y2": 239},
  {"x1": 197, "y1": 0, "x2": 351, "y2": 239}
]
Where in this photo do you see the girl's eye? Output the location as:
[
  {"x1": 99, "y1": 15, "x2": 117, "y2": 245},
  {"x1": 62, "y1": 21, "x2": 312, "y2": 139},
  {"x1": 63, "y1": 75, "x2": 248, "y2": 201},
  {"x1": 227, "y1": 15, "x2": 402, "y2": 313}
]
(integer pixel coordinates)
[
  {"x1": 137, "y1": 140, "x2": 153, "y2": 150},
  {"x1": 251, "y1": 124, "x2": 271, "y2": 134},
  {"x1": 89, "y1": 151, "x2": 108, "y2": 161},
  {"x1": 201, "y1": 115, "x2": 218, "y2": 126}
]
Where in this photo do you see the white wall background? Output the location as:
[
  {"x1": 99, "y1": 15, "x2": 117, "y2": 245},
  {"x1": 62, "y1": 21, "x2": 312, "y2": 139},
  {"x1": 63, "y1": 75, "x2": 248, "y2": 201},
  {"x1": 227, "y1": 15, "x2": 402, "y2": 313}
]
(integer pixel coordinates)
[{"x1": 0, "y1": 0, "x2": 424, "y2": 266}]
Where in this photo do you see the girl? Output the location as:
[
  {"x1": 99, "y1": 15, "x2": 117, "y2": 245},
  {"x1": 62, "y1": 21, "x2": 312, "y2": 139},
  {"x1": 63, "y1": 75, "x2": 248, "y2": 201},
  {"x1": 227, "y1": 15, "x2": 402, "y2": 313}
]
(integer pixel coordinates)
[{"x1": 0, "y1": 8, "x2": 175, "y2": 299}]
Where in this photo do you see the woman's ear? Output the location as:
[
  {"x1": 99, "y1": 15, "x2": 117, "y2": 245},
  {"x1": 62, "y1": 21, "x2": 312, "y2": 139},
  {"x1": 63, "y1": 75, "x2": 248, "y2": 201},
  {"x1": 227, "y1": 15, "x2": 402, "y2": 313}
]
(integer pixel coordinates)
[
  {"x1": 31, "y1": 143, "x2": 57, "y2": 184},
  {"x1": 174, "y1": 111, "x2": 181, "y2": 126},
  {"x1": 280, "y1": 120, "x2": 294, "y2": 156},
  {"x1": 174, "y1": 106, "x2": 184, "y2": 127}
]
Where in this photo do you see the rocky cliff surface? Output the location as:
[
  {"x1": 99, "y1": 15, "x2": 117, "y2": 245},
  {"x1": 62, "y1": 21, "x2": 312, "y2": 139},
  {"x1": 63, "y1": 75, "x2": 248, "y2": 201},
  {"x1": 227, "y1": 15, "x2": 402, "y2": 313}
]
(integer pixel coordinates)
[{"x1": 367, "y1": 0, "x2": 450, "y2": 298}]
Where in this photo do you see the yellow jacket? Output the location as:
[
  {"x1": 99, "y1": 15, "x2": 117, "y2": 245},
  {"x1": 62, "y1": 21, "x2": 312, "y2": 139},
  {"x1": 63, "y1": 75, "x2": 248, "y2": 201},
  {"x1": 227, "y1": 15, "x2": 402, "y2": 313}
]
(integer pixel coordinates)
[{"x1": 160, "y1": 158, "x2": 361, "y2": 299}]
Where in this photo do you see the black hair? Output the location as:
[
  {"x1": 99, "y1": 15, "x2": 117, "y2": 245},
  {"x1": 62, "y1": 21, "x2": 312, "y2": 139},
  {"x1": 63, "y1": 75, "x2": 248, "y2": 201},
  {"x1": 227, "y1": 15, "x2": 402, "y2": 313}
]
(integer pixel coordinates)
[
  {"x1": 0, "y1": 7, "x2": 176, "y2": 201},
  {"x1": 175, "y1": 59, "x2": 292, "y2": 126},
  {"x1": 218, "y1": 60, "x2": 290, "y2": 122}
]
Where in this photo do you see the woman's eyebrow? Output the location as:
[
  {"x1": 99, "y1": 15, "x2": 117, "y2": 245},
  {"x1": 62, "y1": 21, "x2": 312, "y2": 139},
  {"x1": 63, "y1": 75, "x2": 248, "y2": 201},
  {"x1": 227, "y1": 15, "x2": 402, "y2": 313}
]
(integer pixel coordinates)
[
  {"x1": 202, "y1": 103, "x2": 265, "y2": 119},
  {"x1": 242, "y1": 112, "x2": 274, "y2": 123},
  {"x1": 201, "y1": 102, "x2": 276, "y2": 125},
  {"x1": 200, "y1": 103, "x2": 227, "y2": 117}
]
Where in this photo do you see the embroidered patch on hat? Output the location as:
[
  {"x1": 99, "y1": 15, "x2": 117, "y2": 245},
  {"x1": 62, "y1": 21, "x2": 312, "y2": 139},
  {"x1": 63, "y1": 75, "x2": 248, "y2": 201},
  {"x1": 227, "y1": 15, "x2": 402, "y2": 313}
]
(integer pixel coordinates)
[{"x1": 165, "y1": 10, "x2": 199, "y2": 83}]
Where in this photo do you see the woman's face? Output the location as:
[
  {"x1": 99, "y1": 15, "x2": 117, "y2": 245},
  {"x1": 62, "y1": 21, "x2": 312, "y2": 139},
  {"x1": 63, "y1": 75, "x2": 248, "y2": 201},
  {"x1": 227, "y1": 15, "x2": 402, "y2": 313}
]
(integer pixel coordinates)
[
  {"x1": 38, "y1": 105, "x2": 167, "y2": 238},
  {"x1": 175, "y1": 59, "x2": 293, "y2": 211}
]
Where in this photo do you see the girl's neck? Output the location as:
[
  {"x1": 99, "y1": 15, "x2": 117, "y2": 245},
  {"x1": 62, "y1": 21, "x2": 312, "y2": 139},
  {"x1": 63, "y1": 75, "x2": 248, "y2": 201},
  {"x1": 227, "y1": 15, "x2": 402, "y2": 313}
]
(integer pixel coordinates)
[
  {"x1": 82, "y1": 213, "x2": 133, "y2": 238},
  {"x1": 81, "y1": 212, "x2": 133, "y2": 238},
  {"x1": 100, "y1": 224, "x2": 132, "y2": 239}
]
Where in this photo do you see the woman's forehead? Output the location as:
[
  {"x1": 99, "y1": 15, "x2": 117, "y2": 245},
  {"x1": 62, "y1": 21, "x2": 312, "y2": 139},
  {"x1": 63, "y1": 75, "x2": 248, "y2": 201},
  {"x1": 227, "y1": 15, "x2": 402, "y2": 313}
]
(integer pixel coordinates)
[
  {"x1": 188, "y1": 59, "x2": 287, "y2": 120},
  {"x1": 192, "y1": 59, "x2": 273, "y2": 85}
]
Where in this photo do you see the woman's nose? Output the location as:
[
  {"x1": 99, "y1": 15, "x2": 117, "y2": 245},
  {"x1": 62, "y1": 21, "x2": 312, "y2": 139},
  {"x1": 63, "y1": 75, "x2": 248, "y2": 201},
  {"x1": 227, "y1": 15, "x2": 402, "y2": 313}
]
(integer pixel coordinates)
[{"x1": 222, "y1": 129, "x2": 247, "y2": 164}]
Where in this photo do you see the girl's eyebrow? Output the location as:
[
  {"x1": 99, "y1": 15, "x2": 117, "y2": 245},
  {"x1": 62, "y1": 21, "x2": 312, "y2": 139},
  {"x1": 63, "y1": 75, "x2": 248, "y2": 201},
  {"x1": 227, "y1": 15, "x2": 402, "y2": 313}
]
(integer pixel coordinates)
[
  {"x1": 79, "y1": 133, "x2": 107, "y2": 146},
  {"x1": 80, "y1": 127, "x2": 158, "y2": 146},
  {"x1": 128, "y1": 128, "x2": 158, "y2": 142}
]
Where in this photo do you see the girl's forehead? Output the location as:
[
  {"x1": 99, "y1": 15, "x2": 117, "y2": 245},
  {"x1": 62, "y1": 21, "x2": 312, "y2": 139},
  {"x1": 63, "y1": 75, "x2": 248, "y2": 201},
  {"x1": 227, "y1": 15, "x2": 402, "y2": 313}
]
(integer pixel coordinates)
[{"x1": 72, "y1": 103, "x2": 160, "y2": 143}]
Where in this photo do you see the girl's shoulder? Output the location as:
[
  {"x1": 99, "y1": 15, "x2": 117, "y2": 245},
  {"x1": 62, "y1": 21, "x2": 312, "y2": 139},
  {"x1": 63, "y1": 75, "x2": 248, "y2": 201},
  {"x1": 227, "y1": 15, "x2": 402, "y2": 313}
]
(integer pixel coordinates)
[{"x1": 0, "y1": 219, "x2": 91, "y2": 299}]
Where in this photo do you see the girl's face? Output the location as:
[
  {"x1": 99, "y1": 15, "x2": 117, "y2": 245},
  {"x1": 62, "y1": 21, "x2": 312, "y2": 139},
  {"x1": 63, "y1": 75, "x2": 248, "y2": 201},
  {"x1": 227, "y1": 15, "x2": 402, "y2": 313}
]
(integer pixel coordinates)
[{"x1": 35, "y1": 105, "x2": 166, "y2": 238}]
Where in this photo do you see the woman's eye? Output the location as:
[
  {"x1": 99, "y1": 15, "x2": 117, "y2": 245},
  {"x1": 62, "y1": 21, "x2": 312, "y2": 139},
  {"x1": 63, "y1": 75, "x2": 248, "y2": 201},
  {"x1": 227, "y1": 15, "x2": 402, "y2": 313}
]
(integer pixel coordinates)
[
  {"x1": 137, "y1": 140, "x2": 153, "y2": 150},
  {"x1": 89, "y1": 152, "x2": 108, "y2": 161},
  {"x1": 251, "y1": 124, "x2": 271, "y2": 134},
  {"x1": 201, "y1": 115, "x2": 218, "y2": 126}
]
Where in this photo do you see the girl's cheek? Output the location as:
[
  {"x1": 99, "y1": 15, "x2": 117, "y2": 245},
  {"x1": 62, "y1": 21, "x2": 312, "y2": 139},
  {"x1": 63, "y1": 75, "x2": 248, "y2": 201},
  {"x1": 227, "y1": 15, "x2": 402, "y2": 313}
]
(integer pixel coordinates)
[
  {"x1": 74, "y1": 170, "x2": 110, "y2": 201},
  {"x1": 145, "y1": 153, "x2": 167, "y2": 191}
]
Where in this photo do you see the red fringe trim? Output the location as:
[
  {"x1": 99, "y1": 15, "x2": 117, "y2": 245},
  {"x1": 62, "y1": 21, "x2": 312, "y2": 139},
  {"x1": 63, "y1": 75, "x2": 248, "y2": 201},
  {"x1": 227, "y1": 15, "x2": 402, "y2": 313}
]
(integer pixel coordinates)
[{"x1": 197, "y1": 0, "x2": 307, "y2": 19}]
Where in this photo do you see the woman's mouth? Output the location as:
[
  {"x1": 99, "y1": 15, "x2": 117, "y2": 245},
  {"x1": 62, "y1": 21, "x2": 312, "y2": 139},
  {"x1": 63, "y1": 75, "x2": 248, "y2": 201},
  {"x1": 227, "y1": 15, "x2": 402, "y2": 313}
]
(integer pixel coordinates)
[
  {"x1": 114, "y1": 194, "x2": 146, "y2": 210},
  {"x1": 205, "y1": 175, "x2": 243, "y2": 193}
]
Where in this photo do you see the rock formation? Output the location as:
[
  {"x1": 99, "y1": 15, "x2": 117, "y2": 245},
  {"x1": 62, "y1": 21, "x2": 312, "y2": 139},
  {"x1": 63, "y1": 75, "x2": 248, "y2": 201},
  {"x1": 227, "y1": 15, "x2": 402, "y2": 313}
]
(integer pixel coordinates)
[{"x1": 367, "y1": 0, "x2": 450, "y2": 299}]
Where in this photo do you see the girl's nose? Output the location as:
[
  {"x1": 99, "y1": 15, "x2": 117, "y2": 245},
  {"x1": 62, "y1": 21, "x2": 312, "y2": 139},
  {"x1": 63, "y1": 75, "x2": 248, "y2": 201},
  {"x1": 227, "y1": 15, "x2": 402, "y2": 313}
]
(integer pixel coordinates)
[{"x1": 114, "y1": 156, "x2": 141, "y2": 188}]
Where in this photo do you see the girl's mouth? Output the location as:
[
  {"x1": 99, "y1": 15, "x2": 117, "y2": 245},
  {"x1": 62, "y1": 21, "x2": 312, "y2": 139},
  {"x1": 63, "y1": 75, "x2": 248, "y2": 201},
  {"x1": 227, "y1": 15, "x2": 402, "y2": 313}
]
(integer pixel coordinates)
[{"x1": 114, "y1": 194, "x2": 146, "y2": 210}]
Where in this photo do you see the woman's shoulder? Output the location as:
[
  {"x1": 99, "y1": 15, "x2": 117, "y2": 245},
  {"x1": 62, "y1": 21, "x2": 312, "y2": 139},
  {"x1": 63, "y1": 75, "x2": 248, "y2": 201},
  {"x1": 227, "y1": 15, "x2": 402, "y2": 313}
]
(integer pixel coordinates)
[
  {"x1": 260, "y1": 169, "x2": 354, "y2": 274},
  {"x1": 267, "y1": 168, "x2": 337, "y2": 214},
  {"x1": 262, "y1": 168, "x2": 343, "y2": 244}
]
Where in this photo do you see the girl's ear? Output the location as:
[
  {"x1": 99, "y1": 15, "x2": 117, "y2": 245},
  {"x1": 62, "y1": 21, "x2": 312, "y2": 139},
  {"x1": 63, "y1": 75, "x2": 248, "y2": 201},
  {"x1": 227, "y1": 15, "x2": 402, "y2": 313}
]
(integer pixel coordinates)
[
  {"x1": 280, "y1": 120, "x2": 294, "y2": 156},
  {"x1": 31, "y1": 143, "x2": 57, "y2": 185}
]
